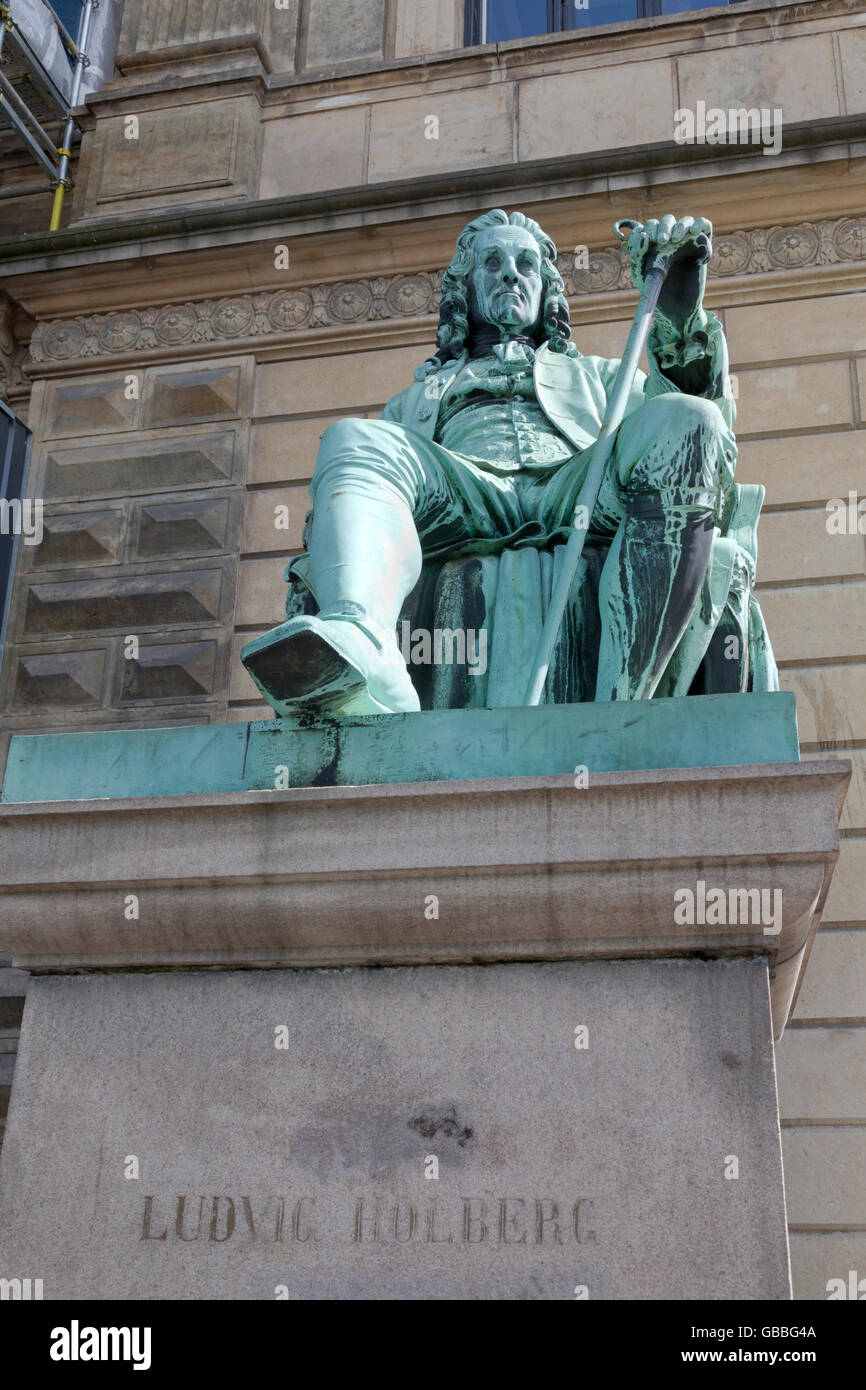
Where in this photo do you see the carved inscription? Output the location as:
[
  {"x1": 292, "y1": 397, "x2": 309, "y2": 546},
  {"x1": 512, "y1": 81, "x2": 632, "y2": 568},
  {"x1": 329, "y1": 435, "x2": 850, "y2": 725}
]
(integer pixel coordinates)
[
  {"x1": 353, "y1": 1197, "x2": 596, "y2": 1245},
  {"x1": 141, "y1": 1196, "x2": 316, "y2": 1244},
  {"x1": 140, "y1": 1195, "x2": 595, "y2": 1247}
]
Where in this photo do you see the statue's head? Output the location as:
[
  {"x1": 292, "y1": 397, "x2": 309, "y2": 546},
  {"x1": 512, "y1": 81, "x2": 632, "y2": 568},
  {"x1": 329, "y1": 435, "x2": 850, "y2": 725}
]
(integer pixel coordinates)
[{"x1": 431, "y1": 209, "x2": 576, "y2": 367}]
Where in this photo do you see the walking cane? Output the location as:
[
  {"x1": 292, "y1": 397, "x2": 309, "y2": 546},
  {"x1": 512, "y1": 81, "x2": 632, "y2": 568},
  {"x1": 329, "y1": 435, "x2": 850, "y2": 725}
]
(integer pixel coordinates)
[{"x1": 524, "y1": 218, "x2": 710, "y2": 707}]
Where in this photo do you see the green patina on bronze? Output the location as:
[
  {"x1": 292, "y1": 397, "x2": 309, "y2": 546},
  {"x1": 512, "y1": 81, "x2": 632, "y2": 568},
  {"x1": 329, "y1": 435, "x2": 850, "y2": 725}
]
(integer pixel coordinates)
[
  {"x1": 242, "y1": 209, "x2": 777, "y2": 717},
  {"x1": 1, "y1": 694, "x2": 799, "y2": 803}
]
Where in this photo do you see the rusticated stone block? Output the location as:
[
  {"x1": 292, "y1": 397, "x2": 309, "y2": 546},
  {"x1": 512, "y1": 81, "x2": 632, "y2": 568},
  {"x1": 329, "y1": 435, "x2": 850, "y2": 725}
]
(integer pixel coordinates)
[
  {"x1": 20, "y1": 564, "x2": 230, "y2": 638},
  {"x1": 737, "y1": 432, "x2": 866, "y2": 509},
  {"x1": 793, "y1": 929, "x2": 866, "y2": 1018},
  {"x1": 132, "y1": 495, "x2": 237, "y2": 560},
  {"x1": 41, "y1": 376, "x2": 138, "y2": 440},
  {"x1": 235, "y1": 557, "x2": 290, "y2": 628},
  {"x1": 35, "y1": 427, "x2": 244, "y2": 501},
  {"x1": 118, "y1": 639, "x2": 222, "y2": 703},
  {"x1": 757, "y1": 508, "x2": 865, "y2": 586},
  {"x1": 821, "y1": 839, "x2": 866, "y2": 924},
  {"x1": 778, "y1": 1027, "x2": 866, "y2": 1119},
  {"x1": 143, "y1": 360, "x2": 251, "y2": 428},
  {"x1": 254, "y1": 348, "x2": 421, "y2": 418},
  {"x1": 25, "y1": 508, "x2": 125, "y2": 570},
  {"x1": 8, "y1": 648, "x2": 107, "y2": 712}
]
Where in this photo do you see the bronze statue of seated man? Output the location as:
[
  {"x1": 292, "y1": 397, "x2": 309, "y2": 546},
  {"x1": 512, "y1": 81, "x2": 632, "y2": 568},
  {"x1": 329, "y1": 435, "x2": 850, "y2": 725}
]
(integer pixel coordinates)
[{"x1": 243, "y1": 209, "x2": 741, "y2": 716}]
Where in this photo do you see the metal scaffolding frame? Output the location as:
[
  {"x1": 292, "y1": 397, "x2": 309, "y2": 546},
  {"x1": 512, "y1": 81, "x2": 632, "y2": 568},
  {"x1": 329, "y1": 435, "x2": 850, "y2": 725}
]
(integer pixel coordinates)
[{"x1": 0, "y1": 0, "x2": 97, "y2": 228}]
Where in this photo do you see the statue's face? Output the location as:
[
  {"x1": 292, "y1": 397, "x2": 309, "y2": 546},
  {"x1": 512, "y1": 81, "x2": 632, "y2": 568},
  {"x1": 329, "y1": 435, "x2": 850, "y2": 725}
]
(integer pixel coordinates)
[{"x1": 470, "y1": 225, "x2": 544, "y2": 339}]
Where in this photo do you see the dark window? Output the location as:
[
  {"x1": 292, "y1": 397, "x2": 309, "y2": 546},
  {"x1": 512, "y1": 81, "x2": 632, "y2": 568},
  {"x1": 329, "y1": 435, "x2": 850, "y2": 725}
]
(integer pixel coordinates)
[
  {"x1": 47, "y1": 0, "x2": 85, "y2": 42},
  {"x1": 0, "y1": 402, "x2": 33, "y2": 679},
  {"x1": 466, "y1": 0, "x2": 746, "y2": 44}
]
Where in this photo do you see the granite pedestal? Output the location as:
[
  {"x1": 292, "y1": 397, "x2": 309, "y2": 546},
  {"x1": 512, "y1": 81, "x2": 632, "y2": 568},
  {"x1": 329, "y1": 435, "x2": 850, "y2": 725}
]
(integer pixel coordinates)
[{"x1": 0, "y1": 697, "x2": 850, "y2": 1299}]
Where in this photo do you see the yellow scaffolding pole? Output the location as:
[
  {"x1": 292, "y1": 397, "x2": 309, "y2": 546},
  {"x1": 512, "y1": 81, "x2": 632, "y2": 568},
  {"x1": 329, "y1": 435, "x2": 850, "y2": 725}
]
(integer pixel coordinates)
[
  {"x1": 0, "y1": 0, "x2": 96, "y2": 230},
  {"x1": 50, "y1": 0, "x2": 96, "y2": 230}
]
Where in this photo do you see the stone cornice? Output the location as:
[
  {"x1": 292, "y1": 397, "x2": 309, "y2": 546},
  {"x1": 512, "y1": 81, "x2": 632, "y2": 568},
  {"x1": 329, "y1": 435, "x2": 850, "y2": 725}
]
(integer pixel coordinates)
[
  {"x1": 25, "y1": 214, "x2": 866, "y2": 372},
  {"x1": 0, "y1": 756, "x2": 849, "y2": 1039}
]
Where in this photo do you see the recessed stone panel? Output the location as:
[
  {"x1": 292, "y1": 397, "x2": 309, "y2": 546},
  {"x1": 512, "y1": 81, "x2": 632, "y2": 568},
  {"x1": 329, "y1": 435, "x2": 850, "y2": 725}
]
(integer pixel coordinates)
[
  {"x1": 26, "y1": 508, "x2": 125, "y2": 570},
  {"x1": 21, "y1": 566, "x2": 229, "y2": 637},
  {"x1": 80, "y1": 98, "x2": 260, "y2": 218},
  {"x1": 40, "y1": 377, "x2": 138, "y2": 440},
  {"x1": 133, "y1": 496, "x2": 235, "y2": 560},
  {"x1": 143, "y1": 361, "x2": 250, "y2": 428},
  {"x1": 36, "y1": 428, "x2": 243, "y2": 501},
  {"x1": 118, "y1": 639, "x2": 221, "y2": 703},
  {"x1": 10, "y1": 647, "x2": 107, "y2": 711}
]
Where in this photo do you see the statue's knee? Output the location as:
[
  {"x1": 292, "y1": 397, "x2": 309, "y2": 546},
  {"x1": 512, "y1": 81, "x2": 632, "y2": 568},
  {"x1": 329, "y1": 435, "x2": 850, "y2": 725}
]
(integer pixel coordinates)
[
  {"x1": 646, "y1": 392, "x2": 724, "y2": 442},
  {"x1": 315, "y1": 417, "x2": 384, "y2": 478},
  {"x1": 318, "y1": 417, "x2": 362, "y2": 452},
  {"x1": 629, "y1": 394, "x2": 726, "y2": 495}
]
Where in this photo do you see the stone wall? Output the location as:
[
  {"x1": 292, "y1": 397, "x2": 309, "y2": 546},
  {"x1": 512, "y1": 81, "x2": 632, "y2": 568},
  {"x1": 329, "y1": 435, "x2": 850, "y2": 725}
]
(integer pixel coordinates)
[{"x1": 0, "y1": 0, "x2": 864, "y2": 1297}]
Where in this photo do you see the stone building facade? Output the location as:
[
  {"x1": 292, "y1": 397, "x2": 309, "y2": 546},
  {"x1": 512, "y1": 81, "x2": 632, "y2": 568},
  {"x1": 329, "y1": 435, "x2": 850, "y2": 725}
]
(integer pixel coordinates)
[{"x1": 0, "y1": 0, "x2": 864, "y2": 1299}]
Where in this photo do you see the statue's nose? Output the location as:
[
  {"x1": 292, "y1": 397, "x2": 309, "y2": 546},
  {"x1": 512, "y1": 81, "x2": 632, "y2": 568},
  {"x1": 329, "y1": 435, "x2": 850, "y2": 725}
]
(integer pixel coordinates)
[{"x1": 502, "y1": 266, "x2": 518, "y2": 285}]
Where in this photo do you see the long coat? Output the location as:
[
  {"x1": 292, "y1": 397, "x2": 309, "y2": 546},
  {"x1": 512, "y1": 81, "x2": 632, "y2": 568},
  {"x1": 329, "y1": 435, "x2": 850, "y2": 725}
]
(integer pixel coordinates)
[{"x1": 286, "y1": 330, "x2": 775, "y2": 704}]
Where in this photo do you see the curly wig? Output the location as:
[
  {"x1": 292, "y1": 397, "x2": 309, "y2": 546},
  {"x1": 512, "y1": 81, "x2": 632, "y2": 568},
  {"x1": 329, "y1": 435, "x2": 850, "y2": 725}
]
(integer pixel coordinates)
[{"x1": 417, "y1": 209, "x2": 577, "y2": 378}]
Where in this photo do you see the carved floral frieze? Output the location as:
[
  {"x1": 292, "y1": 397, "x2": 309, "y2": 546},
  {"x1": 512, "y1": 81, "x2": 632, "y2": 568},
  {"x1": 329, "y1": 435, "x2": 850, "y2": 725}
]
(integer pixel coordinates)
[{"x1": 27, "y1": 217, "x2": 866, "y2": 366}]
